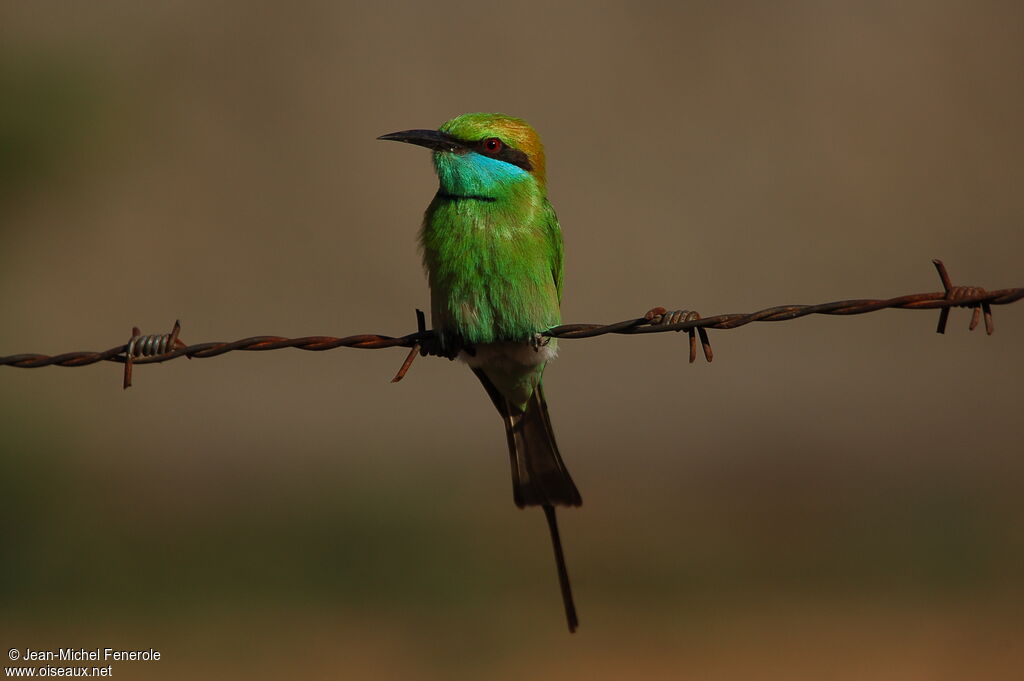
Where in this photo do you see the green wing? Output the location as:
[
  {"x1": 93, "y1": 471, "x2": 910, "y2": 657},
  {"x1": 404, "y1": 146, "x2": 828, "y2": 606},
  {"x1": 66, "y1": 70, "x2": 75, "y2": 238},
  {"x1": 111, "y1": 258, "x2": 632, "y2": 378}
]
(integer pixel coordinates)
[{"x1": 543, "y1": 200, "x2": 564, "y2": 304}]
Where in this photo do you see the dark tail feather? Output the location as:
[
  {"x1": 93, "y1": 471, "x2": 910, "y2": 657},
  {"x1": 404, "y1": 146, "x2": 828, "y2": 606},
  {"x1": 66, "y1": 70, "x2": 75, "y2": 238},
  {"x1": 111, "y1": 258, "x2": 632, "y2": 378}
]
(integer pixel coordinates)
[
  {"x1": 544, "y1": 504, "x2": 578, "y2": 633},
  {"x1": 513, "y1": 387, "x2": 582, "y2": 506},
  {"x1": 471, "y1": 370, "x2": 582, "y2": 508},
  {"x1": 471, "y1": 369, "x2": 582, "y2": 632}
]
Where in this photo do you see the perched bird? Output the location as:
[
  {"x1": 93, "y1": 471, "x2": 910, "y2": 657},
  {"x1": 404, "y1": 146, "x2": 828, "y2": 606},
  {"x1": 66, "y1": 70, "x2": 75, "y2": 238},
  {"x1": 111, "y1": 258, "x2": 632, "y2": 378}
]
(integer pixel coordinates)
[{"x1": 379, "y1": 113, "x2": 581, "y2": 632}]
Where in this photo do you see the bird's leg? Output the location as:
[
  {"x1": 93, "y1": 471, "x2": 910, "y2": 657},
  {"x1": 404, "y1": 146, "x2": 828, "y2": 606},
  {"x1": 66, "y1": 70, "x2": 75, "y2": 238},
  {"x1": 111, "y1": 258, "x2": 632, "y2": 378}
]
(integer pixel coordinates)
[{"x1": 644, "y1": 306, "x2": 713, "y2": 363}]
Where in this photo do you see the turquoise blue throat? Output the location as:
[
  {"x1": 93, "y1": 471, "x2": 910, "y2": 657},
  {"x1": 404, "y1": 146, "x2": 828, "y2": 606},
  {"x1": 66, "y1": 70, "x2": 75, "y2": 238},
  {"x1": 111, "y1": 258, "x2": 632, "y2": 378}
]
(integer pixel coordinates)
[{"x1": 434, "y1": 151, "x2": 530, "y2": 198}]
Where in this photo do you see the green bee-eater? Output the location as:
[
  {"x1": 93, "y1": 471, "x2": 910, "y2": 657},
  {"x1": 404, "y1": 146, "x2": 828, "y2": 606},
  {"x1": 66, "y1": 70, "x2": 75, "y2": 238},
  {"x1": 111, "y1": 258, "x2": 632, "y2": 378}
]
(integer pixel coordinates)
[{"x1": 379, "y1": 113, "x2": 581, "y2": 632}]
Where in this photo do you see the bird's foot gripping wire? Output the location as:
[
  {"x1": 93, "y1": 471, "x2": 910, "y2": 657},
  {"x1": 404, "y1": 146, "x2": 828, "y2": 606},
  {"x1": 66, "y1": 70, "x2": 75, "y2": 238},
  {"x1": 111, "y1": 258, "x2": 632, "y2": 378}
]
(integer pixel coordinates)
[
  {"x1": 391, "y1": 309, "x2": 464, "y2": 383},
  {"x1": 530, "y1": 332, "x2": 551, "y2": 352},
  {"x1": 643, "y1": 307, "x2": 713, "y2": 363}
]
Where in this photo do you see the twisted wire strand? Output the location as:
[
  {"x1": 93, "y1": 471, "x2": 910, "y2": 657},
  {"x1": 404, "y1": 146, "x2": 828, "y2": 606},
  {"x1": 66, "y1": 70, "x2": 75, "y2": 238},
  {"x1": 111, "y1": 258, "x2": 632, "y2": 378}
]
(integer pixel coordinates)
[
  {"x1": 552, "y1": 288, "x2": 1023, "y2": 338},
  {"x1": 3, "y1": 286, "x2": 1020, "y2": 371}
]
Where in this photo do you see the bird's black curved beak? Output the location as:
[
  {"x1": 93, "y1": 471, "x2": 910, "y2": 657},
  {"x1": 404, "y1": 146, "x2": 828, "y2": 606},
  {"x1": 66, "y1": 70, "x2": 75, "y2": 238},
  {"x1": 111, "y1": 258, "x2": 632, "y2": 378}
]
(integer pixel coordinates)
[{"x1": 377, "y1": 129, "x2": 466, "y2": 153}]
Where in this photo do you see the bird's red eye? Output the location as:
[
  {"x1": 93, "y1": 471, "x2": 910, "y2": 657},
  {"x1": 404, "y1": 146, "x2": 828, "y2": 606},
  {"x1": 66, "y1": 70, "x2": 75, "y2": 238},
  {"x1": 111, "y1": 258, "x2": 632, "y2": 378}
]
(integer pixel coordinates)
[{"x1": 483, "y1": 137, "x2": 503, "y2": 153}]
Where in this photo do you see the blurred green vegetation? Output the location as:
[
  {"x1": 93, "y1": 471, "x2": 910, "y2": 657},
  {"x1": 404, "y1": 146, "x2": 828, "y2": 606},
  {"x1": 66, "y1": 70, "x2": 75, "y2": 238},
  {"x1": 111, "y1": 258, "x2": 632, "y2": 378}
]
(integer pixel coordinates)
[
  {"x1": 4, "y1": 409, "x2": 1022, "y2": 679},
  {"x1": 0, "y1": 54, "x2": 99, "y2": 215},
  {"x1": 3, "y1": 408, "x2": 1019, "y2": 621}
]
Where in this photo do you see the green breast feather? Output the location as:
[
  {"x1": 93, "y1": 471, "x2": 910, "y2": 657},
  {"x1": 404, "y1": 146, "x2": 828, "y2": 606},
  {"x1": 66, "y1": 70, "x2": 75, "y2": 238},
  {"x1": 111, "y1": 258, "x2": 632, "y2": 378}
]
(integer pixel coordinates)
[{"x1": 421, "y1": 197, "x2": 563, "y2": 347}]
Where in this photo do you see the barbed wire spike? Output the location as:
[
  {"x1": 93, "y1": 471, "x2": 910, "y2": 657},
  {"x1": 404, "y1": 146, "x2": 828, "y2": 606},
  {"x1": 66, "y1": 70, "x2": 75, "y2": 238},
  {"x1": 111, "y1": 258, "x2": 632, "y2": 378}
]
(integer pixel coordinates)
[
  {"x1": 932, "y1": 259, "x2": 994, "y2": 336},
  {"x1": 391, "y1": 309, "x2": 427, "y2": 383},
  {"x1": 123, "y1": 319, "x2": 186, "y2": 389},
  {"x1": 644, "y1": 307, "x2": 713, "y2": 363}
]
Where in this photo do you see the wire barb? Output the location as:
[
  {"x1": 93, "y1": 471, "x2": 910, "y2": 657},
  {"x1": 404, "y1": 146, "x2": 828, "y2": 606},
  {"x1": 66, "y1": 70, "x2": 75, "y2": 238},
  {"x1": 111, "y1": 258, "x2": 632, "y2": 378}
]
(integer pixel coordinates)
[
  {"x1": 644, "y1": 307, "x2": 714, "y2": 363},
  {"x1": 123, "y1": 320, "x2": 186, "y2": 389},
  {"x1": 391, "y1": 309, "x2": 427, "y2": 383},
  {"x1": 932, "y1": 259, "x2": 994, "y2": 335}
]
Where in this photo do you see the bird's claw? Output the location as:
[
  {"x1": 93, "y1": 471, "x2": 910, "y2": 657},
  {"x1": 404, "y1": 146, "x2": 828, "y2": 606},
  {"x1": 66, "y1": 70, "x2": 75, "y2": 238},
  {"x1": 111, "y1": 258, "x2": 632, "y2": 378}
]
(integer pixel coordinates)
[
  {"x1": 417, "y1": 334, "x2": 462, "y2": 360},
  {"x1": 392, "y1": 309, "x2": 464, "y2": 383},
  {"x1": 531, "y1": 333, "x2": 551, "y2": 351},
  {"x1": 643, "y1": 306, "x2": 713, "y2": 364}
]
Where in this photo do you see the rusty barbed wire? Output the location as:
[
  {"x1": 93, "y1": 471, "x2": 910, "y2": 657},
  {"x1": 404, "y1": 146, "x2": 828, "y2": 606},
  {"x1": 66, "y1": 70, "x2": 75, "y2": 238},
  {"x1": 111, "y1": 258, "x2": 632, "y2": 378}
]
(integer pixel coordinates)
[
  {"x1": 2, "y1": 260, "x2": 1021, "y2": 388},
  {"x1": 123, "y1": 319, "x2": 187, "y2": 389}
]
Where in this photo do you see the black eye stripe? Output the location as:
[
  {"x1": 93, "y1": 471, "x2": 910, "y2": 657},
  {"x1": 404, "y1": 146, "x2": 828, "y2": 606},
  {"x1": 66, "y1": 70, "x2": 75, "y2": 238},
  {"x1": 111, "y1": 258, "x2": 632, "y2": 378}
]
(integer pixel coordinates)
[{"x1": 469, "y1": 137, "x2": 534, "y2": 172}]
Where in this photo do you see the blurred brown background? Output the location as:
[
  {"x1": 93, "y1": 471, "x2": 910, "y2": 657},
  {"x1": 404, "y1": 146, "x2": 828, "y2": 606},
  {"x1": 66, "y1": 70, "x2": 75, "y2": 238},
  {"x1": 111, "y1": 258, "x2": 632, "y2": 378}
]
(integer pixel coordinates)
[{"x1": 2, "y1": 1, "x2": 1023, "y2": 679}]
